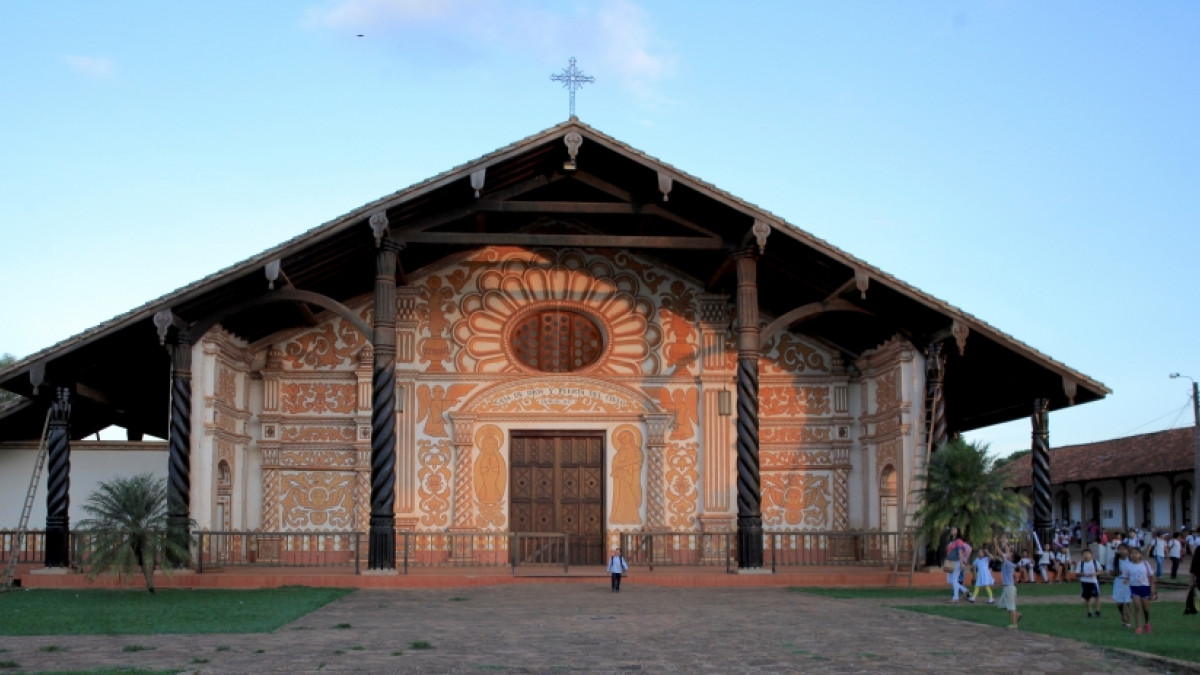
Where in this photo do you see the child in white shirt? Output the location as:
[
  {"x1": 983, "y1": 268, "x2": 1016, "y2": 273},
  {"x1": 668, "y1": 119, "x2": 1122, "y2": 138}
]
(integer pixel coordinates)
[
  {"x1": 1076, "y1": 549, "x2": 1102, "y2": 618},
  {"x1": 1017, "y1": 550, "x2": 1035, "y2": 583}
]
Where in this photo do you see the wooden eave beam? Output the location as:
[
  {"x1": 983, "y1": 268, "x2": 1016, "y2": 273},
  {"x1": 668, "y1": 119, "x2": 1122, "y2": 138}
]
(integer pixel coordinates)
[
  {"x1": 570, "y1": 171, "x2": 634, "y2": 202},
  {"x1": 278, "y1": 270, "x2": 321, "y2": 326},
  {"x1": 399, "y1": 232, "x2": 723, "y2": 249}
]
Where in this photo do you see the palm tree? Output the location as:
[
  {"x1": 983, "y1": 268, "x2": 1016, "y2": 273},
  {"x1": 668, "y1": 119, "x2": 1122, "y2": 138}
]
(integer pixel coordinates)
[
  {"x1": 914, "y1": 437, "x2": 1028, "y2": 549},
  {"x1": 77, "y1": 473, "x2": 190, "y2": 592}
]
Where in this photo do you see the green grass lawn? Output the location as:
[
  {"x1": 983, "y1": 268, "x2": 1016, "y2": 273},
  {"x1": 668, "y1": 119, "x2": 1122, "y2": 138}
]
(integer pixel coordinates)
[
  {"x1": 899, "y1": 601, "x2": 1200, "y2": 664},
  {"x1": 0, "y1": 587, "x2": 354, "y2": 636},
  {"x1": 791, "y1": 582, "x2": 1082, "y2": 600}
]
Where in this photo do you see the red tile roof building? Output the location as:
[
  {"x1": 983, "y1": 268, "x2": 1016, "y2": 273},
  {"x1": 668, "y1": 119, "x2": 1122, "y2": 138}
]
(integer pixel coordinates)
[{"x1": 1002, "y1": 427, "x2": 1195, "y2": 532}]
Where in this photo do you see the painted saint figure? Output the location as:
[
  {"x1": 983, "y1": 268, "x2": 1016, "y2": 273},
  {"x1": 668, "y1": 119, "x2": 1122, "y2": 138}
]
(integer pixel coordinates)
[
  {"x1": 474, "y1": 425, "x2": 506, "y2": 527},
  {"x1": 609, "y1": 425, "x2": 643, "y2": 524}
]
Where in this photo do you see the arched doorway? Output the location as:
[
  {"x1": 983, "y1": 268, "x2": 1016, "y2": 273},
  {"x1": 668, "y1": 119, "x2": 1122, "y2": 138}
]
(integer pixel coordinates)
[
  {"x1": 1057, "y1": 491, "x2": 1071, "y2": 527},
  {"x1": 879, "y1": 465, "x2": 897, "y2": 532},
  {"x1": 1180, "y1": 482, "x2": 1193, "y2": 528},
  {"x1": 1086, "y1": 488, "x2": 1102, "y2": 527},
  {"x1": 1136, "y1": 485, "x2": 1154, "y2": 529}
]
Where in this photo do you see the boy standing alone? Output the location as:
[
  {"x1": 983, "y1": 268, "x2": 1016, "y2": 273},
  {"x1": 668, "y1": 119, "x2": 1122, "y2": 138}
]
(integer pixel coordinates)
[
  {"x1": 608, "y1": 547, "x2": 628, "y2": 592},
  {"x1": 1076, "y1": 548, "x2": 1102, "y2": 618},
  {"x1": 994, "y1": 547, "x2": 1022, "y2": 629}
]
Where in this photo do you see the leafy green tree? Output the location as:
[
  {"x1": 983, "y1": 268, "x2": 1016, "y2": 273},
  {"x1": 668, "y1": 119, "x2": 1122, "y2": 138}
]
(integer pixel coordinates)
[
  {"x1": 0, "y1": 353, "x2": 22, "y2": 406},
  {"x1": 914, "y1": 437, "x2": 1029, "y2": 549},
  {"x1": 77, "y1": 473, "x2": 191, "y2": 592}
]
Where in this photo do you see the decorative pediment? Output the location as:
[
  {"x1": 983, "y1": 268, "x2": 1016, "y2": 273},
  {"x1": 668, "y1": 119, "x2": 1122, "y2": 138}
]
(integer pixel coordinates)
[{"x1": 461, "y1": 377, "x2": 659, "y2": 415}]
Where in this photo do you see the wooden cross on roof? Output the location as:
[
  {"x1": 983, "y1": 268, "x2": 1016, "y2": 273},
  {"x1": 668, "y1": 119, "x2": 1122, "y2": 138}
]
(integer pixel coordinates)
[{"x1": 550, "y1": 57, "x2": 595, "y2": 118}]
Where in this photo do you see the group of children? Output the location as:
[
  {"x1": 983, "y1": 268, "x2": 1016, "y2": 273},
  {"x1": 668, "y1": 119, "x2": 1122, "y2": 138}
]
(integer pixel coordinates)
[{"x1": 948, "y1": 535, "x2": 1159, "y2": 633}]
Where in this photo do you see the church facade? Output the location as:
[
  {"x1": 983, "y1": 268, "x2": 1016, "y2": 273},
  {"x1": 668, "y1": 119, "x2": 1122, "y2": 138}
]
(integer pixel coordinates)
[
  {"x1": 188, "y1": 247, "x2": 919, "y2": 547},
  {"x1": 0, "y1": 120, "x2": 1108, "y2": 568}
]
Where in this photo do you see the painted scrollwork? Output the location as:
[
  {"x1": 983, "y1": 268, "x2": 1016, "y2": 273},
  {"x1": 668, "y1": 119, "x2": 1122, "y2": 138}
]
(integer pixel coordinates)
[
  {"x1": 665, "y1": 442, "x2": 699, "y2": 528},
  {"x1": 761, "y1": 333, "x2": 829, "y2": 374},
  {"x1": 759, "y1": 386, "x2": 832, "y2": 417},
  {"x1": 762, "y1": 473, "x2": 831, "y2": 528},
  {"x1": 280, "y1": 383, "x2": 356, "y2": 414},
  {"x1": 283, "y1": 320, "x2": 367, "y2": 370},
  {"x1": 417, "y1": 439, "x2": 452, "y2": 527},
  {"x1": 279, "y1": 471, "x2": 355, "y2": 528}
]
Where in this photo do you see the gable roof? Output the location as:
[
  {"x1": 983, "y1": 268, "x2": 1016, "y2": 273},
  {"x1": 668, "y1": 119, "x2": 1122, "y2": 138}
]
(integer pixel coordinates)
[
  {"x1": 1001, "y1": 426, "x2": 1195, "y2": 487},
  {"x1": 0, "y1": 119, "x2": 1109, "y2": 440}
]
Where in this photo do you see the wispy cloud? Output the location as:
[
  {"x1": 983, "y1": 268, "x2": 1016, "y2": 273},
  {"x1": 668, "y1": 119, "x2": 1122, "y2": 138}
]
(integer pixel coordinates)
[
  {"x1": 64, "y1": 55, "x2": 115, "y2": 78},
  {"x1": 305, "y1": 0, "x2": 676, "y2": 101}
]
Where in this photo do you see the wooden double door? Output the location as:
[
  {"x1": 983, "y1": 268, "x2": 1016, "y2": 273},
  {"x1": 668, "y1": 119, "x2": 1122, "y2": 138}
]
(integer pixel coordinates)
[{"x1": 509, "y1": 431, "x2": 605, "y2": 565}]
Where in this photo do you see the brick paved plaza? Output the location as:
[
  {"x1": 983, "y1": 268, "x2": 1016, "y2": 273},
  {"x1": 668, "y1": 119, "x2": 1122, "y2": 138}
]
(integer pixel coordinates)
[{"x1": 1, "y1": 583, "x2": 1177, "y2": 674}]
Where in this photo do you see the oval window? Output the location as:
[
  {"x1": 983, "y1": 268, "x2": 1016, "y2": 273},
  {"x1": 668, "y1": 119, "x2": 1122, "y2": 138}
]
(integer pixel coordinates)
[{"x1": 510, "y1": 309, "x2": 604, "y2": 372}]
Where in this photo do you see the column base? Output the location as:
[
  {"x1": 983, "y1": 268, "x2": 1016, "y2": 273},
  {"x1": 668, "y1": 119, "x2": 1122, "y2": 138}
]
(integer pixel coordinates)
[
  {"x1": 368, "y1": 518, "x2": 396, "y2": 570},
  {"x1": 737, "y1": 516, "x2": 764, "y2": 569},
  {"x1": 361, "y1": 568, "x2": 399, "y2": 576}
]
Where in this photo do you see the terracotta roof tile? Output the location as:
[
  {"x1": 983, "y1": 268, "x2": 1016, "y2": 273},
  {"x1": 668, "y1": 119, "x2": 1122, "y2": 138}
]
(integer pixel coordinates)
[{"x1": 1002, "y1": 427, "x2": 1196, "y2": 487}]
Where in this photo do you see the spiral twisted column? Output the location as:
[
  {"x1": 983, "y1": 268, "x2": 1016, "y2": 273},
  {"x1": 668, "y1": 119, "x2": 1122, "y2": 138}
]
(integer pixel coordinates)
[
  {"x1": 368, "y1": 231, "x2": 401, "y2": 570},
  {"x1": 734, "y1": 249, "x2": 763, "y2": 569},
  {"x1": 45, "y1": 387, "x2": 72, "y2": 568},
  {"x1": 1031, "y1": 397, "x2": 1052, "y2": 546},
  {"x1": 927, "y1": 342, "x2": 948, "y2": 450},
  {"x1": 166, "y1": 335, "x2": 193, "y2": 567}
]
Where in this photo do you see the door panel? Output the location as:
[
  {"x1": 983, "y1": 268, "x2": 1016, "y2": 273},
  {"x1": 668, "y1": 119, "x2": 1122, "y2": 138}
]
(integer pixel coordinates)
[{"x1": 510, "y1": 431, "x2": 606, "y2": 565}]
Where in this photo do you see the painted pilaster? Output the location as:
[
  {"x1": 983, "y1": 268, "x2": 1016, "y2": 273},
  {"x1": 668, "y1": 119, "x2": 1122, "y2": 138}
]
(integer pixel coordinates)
[
  {"x1": 1031, "y1": 398, "x2": 1052, "y2": 546},
  {"x1": 698, "y1": 293, "x2": 732, "y2": 517},
  {"x1": 643, "y1": 413, "x2": 671, "y2": 530},
  {"x1": 44, "y1": 386, "x2": 72, "y2": 568},
  {"x1": 368, "y1": 214, "x2": 400, "y2": 570},
  {"x1": 734, "y1": 248, "x2": 763, "y2": 568},
  {"x1": 450, "y1": 414, "x2": 477, "y2": 529}
]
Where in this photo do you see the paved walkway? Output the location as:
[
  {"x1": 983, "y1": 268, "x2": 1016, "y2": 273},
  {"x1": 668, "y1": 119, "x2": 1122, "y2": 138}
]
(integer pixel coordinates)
[{"x1": 0, "y1": 584, "x2": 1177, "y2": 674}]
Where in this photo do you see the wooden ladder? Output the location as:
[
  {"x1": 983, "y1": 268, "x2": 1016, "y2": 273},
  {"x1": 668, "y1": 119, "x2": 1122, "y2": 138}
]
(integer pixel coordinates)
[{"x1": 2, "y1": 409, "x2": 53, "y2": 590}]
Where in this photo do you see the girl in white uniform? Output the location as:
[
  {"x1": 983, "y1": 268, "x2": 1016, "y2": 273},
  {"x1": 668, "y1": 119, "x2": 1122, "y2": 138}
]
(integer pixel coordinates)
[
  {"x1": 1122, "y1": 547, "x2": 1156, "y2": 634},
  {"x1": 1110, "y1": 543, "x2": 1132, "y2": 628}
]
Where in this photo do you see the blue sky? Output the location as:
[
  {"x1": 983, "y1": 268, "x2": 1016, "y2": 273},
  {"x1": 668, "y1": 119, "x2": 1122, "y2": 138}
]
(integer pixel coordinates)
[{"x1": 1, "y1": 1, "x2": 1197, "y2": 454}]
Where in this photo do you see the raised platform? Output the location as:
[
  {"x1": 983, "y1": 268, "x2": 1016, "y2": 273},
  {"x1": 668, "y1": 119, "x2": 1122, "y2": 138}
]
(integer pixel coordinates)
[{"x1": 13, "y1": 563, "x2": 946, "y2": 590}]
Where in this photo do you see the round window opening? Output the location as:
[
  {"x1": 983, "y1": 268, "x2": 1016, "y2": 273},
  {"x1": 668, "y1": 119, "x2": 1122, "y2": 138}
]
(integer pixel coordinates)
[{"x1": 509, "y1": 309, "x2": 605, "y2": 373}]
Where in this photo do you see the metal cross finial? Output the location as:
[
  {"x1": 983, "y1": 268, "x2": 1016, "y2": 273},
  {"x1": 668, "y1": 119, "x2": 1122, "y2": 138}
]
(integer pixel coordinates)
[{"x1": 550, "y1": 57, "x2": 594, "y2": 118}]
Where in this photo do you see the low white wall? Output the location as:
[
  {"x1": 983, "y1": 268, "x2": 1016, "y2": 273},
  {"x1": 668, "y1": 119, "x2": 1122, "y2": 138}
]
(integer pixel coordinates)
[{"x1": 0, "y1": 441, "x2": 168, "y2": 530}]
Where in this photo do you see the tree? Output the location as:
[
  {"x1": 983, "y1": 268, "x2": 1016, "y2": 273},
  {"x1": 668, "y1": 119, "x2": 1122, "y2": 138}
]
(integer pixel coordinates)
[
  {"x1": 0, "y1": 353, "x2": 22, "y2": 406},
  {"x1": 914, "y1": 437, "x2": 1029, "y2": 549},
  {"x1": 77, "y1": 473, "x2": 190, "y2": 592},
  {"x1": 993, "y1": 448, "x2": 1030, "y2": 470}
]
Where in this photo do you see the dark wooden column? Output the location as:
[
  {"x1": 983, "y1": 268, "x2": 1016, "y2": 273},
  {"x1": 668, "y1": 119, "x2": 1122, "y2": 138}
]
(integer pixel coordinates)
[
  {"x1": 1031, "y1": 398, "x2": 1052, "y2": 547},
  {"x1": 166, "y1": 332, "x2": 193, "y2": 566},
  {"x1": 734, "y1": 248, "x2": 763, "y2": 569},
  {"x1": 44, "y1": 386, "x2": 72, "y2": 568},
  {"x1": 368, "y1": 215, "x2": 400, "y2": 570},
  {"x1": 926, "y1": 342, "x2": 948, "y2": 449}
]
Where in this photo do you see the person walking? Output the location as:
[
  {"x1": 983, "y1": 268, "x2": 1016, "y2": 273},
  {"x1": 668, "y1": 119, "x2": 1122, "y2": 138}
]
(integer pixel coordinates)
[
  {"x1": 969, "y1": 548, "x2": 995, "y2": 604},
  {"x1": 1123, "y1": 547, "x2": 1156, "y2": 634},
  {"x1": 1076, "y1": 548, "x2": 1102, "y2": 618},
  {"x1": 944, "y1": 527, "x2": 972, "y2": 602},
  {"x1": 608, "y1": 547, "x2": 628, "y2": 592},
  {"x1": 1168, "y1": 532, "x2": 1183, "y2": 580},
  {"x1": 992, "y1": 546, "x2": 1022, "y2": 629}
]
